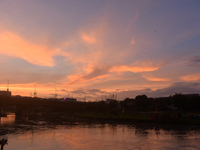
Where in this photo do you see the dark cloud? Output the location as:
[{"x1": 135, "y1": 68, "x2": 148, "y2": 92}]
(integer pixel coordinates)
[
  {"x1": 189, "y1": 56, "x2": 200, "y2": 63},
  {"x1": 87, "y1": 89, "x2": 101, "y2": 93},
  {"x1": 153, "y1": 82, "x2": 200, "y2": 97},
  {"x1": 87, "y1": 89, "x2": 102, "y2": 95},
  {"x1": 116, "y1": 88, "x2": 153, "y2": 100},
  {"x1": 59, "y1": 82, "x2": 200, "y2": 101},
  {"x1": 72, "y1": 89, "x2": 85, "y2": 94},
  {"x1": 68, "y1": 65, "x2": 112, "y2": 85},
  {"x1": 71, "y1": 88, "x2": 107, "y2": 95},
  {"x1": 81, "y1": 66, "x2": 111, "y2": 80},
  {"x1": 60, "y1": 89, "x2": 68, "y2": 93},
  {"x1": 115, "y1": 82, "x2": 200, "y2": 100},
  {"x1": 48, "y1": 93, "x2": 62, "y2": 98},
  {"x1": 188, "y1": 55, "x2": 200, "y2": 66}
]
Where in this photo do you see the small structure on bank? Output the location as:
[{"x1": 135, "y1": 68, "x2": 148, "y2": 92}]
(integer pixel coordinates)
[{"x1": 0, "y1": 91, "x2": 11, "y2": 97}]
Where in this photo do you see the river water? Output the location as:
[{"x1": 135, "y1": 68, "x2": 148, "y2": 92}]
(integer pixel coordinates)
[{"x1": 0, "y1": 114, "x2": 200, "y2": 150}]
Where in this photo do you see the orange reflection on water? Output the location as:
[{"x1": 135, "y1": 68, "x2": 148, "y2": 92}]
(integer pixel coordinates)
[{"x1": 2, "y1": 122, "x2": 200, "y2": 150}]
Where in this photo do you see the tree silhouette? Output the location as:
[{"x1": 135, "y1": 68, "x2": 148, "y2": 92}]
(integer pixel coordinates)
[
  {"x1": 172, "y1": 93, "x2": 189, "y2": 109},
  {"x1": 134, "y1": 95, "x2": 149, "y2": 111}
]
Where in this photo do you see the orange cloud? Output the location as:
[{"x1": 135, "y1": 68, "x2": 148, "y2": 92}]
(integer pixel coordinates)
[
  {"x1": 127, "y1": 9, "x2": 139, "y2": 30},
  {"x1": 180, "y1": 73, "x2": 200, "y2": 81},
  {"x1": 143, "y1": 76, "x2": 170, "y2": 81},
  {"x1": 66, "y1": 68, "x2": 111, "y2": 86},
  {"x1": 131, "y1": 36, "x2": 135, "y2": 45},
  {"x1": 110, "y1": 64, "x2": 159, "y2": 73},
  {"x1": 65, "y1": 62, "x2": 159, "y2": 86},
  {"x1": 0, "y1": 31, "x2": 60, "y2": 66},
  {"x1": 81, "y1": 32, "x2": 96, "y2": 44}
]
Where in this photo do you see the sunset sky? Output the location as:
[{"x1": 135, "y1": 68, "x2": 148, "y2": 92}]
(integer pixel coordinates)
[{"x1": 0, "y1": 0, "x2": 200, "y2": 101}]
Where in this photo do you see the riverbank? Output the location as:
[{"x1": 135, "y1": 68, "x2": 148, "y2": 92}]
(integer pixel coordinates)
[
  {"x1": 13, "y1": 109, "x2": 200, "y2": 126},
  {"x1": 71, "y1": 111, "x2": 200, "y2": 126}
]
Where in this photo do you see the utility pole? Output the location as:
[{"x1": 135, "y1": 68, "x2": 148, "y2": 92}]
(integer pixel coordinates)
[
  {"x1": 84, "y1": 93, "x2": 86, "y2": 101},
  {"x1": 7, "y1": 79, "x2": 9, "y2": 91},
  {"x1": 55, "y1": 87, "x2": 57, "y2": 98},
  {"x1": 33, "y1": 84, "x2": 37, "y2": 97}
]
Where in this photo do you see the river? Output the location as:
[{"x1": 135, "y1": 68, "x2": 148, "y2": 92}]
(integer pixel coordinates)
[{"x1": 0, "y1": 114, "x2": 200, "y2": 150}]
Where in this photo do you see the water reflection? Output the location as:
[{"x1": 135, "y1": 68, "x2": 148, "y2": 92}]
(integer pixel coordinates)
[{"x1": 0, "y1": 114, "x2": 200, "y2": 150}]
